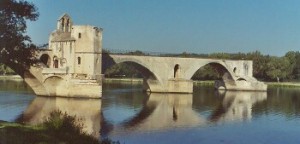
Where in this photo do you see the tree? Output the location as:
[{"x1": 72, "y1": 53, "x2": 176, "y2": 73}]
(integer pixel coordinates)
[
  {"x1": 294, "y1": 52, "x2": 300, "y2": 80},
  {"x1": 284, "y1": 51, "x2": 297, "y2": 80},
  {"x1": 265, "y1": 57, "x2": 292, "y2": 81},
  {"x1": 0, "y1": 0, "x2": 39, "y2": 75}
]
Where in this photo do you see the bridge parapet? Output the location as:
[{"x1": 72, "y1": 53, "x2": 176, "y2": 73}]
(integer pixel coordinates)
[{"x1": 42, "y1": 68, "x2": 67, "y2": 74}]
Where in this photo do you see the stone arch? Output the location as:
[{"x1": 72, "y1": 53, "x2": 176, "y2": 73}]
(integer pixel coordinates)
[
  {"x1": 43, "y1": 76, "x2": 64, "y2": 96},
  {"x1": 237, "y1": 77, "x2": 247, "y2": 81},
  {"x1": 40, "y1": 54, "x2": 51, "y2": 67},
  {"x1": 186, "y1": 62, "x2": 236, "y2": 87},
  {"x1": 105, "y1": 60, "x2": 159, "y2": 81},
  {"x1": 102, "y1": 54, "x2": 164, "y2": 92}
]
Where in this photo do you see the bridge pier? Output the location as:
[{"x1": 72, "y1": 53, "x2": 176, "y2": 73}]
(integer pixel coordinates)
[
  {"x1": 143, "y1": 79, "x2": 193, "y2": 93},
  {"x1": 215, "y1": 79, "x2": 267, "y2": 91}
]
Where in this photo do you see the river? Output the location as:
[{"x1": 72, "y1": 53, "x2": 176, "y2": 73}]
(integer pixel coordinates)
[{"x1": 1, "y1": 79, "x2": 300, "y2": 143}]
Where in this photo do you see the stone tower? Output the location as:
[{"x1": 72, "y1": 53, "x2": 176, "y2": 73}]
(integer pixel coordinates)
[
  {"x1": 37, "y1": 13, "x2": 103, "y2": 98},
  {"x1": 48, "y1": 13, "x2": 102, "y2": 81}
]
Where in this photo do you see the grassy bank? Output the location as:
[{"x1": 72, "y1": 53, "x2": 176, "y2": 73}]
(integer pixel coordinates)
[
  {"x1": 104, "y1": 78, "x2": 300, "y2": 88},
  {"x1": 104, "y1": 78, "x2": 143, "y2": 83},
  {"x1": 104, "y1": 78, "x2": 215, "y2": 85},
  {"x1": 0, "y1": 75, "x2": 22, "y2": 81},
  {"x1": 193, "y1": 80, "x2": 214, "y2": 85},
  {"x1": 1, "y1": 76, "x2": 298, "y2": 88},
  {"x1": 0, "y1": 111, "x2": 118, "y2": 144},
  {"x1": 266, "y1": 82, "x2": 300, "y2": 88}
]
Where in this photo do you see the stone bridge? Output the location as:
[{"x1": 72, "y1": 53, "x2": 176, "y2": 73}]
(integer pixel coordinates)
[
  {"x1": 6, "y1": 52, "x2": 267, "y2": 98},
  {"x1": 3, "y1": 13, "x2": 266, "y2": 98},
  {"x1": 103, "y1": 54, "x2": 267, "y2": 93},
  {"x1": 19, "y1": 49, "x2": 101, "y2": 98}
]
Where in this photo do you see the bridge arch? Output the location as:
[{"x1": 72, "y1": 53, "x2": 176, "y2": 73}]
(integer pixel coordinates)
[
  {"x1": 185, "y1": 62, "x2": 237, "y2": 87},
  {"x1": 43, "y1": 75, "x2": 64, "y2": 83},
  {"x1": 40, "y1": 54, "x2": 51, "y2": 67},
  {"x1": 103, "y1": 54, "x2": 165, "y2": 92},
  {"x1": 43, "y1": 76, "x2": 65, "y2": 96}
]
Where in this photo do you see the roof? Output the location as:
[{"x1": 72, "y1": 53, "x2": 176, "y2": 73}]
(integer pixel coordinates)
[
  {"x1": 51, "y1": 31, "x2": 75, "y2": 42},
  {"x1": 57, "y1": 13, "x2": 71, "y2": 21}
]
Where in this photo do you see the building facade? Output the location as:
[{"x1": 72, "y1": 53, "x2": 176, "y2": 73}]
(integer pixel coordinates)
[{"x1": 38, "y1": 13, "x2": 102, "y2": 98}]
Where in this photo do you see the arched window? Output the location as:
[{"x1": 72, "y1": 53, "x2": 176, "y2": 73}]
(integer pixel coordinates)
[
  {"x1": 78, "y1": 33, "x2": 81, "y2": 38},
  {"x1": 174, "y1": 64, "x2": 180, "y2": 78},
  {"x1": 40, "y1": 54, "x2": 50, "y2": 68},
  {"x1": 233, "y1": 67, "x2": 237, "y2": 73},
  {"x1": 66, "y1": 19, "x2": 69, "y2": 26},
  {"x1": 53, "y1": 56, "x2": 59, "y2": 68},
  {"x1": 61, "y1": 18, "x2": 65, "y2": 31},
  {"x1": 78, "y1": 57, "x2": 81, "y2": 65},
  {"x1": 66, "y1": 19, "x2": 70, "y2": 32}
]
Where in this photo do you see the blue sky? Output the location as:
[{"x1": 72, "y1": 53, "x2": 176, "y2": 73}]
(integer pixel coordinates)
[{"x1": 27, "y1": 0, "x2": 300, "y2": 56}]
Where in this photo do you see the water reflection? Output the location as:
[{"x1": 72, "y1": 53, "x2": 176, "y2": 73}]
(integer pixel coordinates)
[
  {"x1": 17, "y1": 97, "x2": 101, "y2": 138},
  {"x1": 210, "y1": 91, "x2": 267, "y2": 123},
  {"x1": 105, "y1": 91, "x2": 267, "y2": 136},
  {"x1": 120, "y1": 93, "x2": 206, "y2": 131}
]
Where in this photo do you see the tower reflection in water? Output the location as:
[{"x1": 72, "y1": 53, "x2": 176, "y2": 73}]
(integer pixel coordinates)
[
  {"x1": 18, "y1": 96, "x2": 101, "y2": 138},
  {"x1": 105, "y1": 91, "x2": 267, "y2": 136}
]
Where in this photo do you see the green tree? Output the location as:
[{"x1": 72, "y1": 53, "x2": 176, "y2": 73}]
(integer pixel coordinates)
[
  {"x1": 0, "y1": 63, "x2": 15, "y2": 75},
  {"x1": 294, "y1": 52, "x2": 300, "y2": 80},
  {"x1": 104, "y1": 63, "x2": 142, "y2": 78},
  {"x1": 284, "y1": 51, "x2": 298, "y2": 80},
  {"x1": 265, "y1": 56, "x2": 292, "y2": 81},
  {"x1": 191, "y1": 65, "x2": 221, "y2": 80},
  {"x1": 245, "y1": 51, "x2": 269, "y2": 80},
  {"x1": 0, "y1": 0, "x2": 39, "y2": 75}
]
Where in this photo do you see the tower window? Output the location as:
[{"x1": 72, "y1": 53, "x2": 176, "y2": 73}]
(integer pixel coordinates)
[
  {"x1": 78, "y1": 57, "x2": 81, "y2": 65},
  {"x1": 78, "y1": 33, "x2": 81, "y2": 38},
  {"x1": 61, "y1": 18, "x2": 64, "y2": 30},
  {"x1": 66, "y1": 19, "x2": 70, "y2": 32}
]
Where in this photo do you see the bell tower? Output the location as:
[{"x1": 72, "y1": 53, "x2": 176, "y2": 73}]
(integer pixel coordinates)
[{"x1": 57, "y1": 13, "x2": 72, "y2": 32}]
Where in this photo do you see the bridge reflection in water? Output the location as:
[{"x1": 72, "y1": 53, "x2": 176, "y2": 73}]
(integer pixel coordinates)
[
  {"x1": 17, "y1": 91, "x2": 267, "y2": 139},
  {"x1": 105, "y1": 91, "x2": 267, "y2": 136}
]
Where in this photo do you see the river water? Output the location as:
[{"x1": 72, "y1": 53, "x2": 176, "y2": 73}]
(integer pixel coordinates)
[{"x1": 1, "y1": 79, "x2": 300, "y2": 143}]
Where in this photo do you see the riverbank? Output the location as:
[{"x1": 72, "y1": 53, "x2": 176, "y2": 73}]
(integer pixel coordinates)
[
  {"x1": 104, "y1": 78, "x2": 300, "y2": 88},
  {"x1": 103, "y1": 78, "x2": 215, "y2": 85},
  {"x1": 0, "y1": 111, "x2": 118, "y2": 144},
  {"x1": 0, "y1": 75, "x2": 22, "y2": 81},
  {"x1": 1, "y1": 76, "x2": 299, "y2": 88},
  {"x1": 104, "y1": 78, "x2": 143, "y2": 83},
  {"x1": 266, "y1": 82, "x2": 300, "y2": 88}
]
